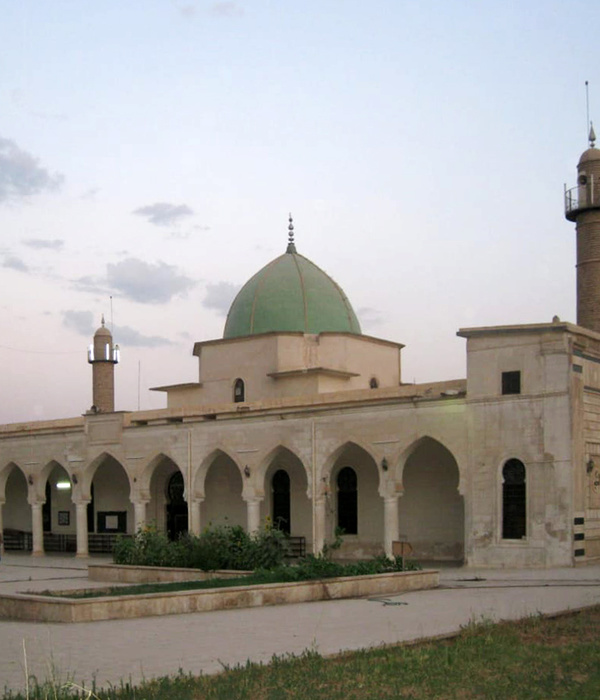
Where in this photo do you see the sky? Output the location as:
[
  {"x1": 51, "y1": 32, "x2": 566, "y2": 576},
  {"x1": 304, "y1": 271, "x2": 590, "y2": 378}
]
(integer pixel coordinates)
[{"x1": 0, "y1": 0, "x2": 597, "y2": 424}]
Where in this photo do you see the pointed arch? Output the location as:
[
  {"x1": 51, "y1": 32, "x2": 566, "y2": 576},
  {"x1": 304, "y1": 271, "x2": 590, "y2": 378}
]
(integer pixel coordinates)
[
  {"x1": 258, "y1": 445, "x2": 311, "y2": 541},
  {"x1": 83, "y1": 451, "x2": 132, "y2": 497},
  {"x1": 137, "y1": 451, "x2": 183, "y2": 495},
  {"x1": 0, "y1": 462, "x2": 26, "y2": 501},
  {"x1": 398, "y1": 435, "x2": 464, "y2": 562},
  {"x1": 321, "y1": 440, "x2": 378, "y2": 485},
  {"x1": 322, "y1": 440, "x2": 382, "y2": 556},
  {"x1": 144, "y1": 453, "x2": 187, "y2": 538},
  {"x1": 83, "y1": 452, "x2": 134, "y2": 537},
  {"x1": 256, "y1": 444, "x2": 309, "y2": 489},
  {"x1": 1, "y1": 462, "x2": 32, "y2": 547},
  {"x1": 37, "y1": 459, "x2": 70, "y2": 499},
  {"x1": 202, "y1": 449, "x2": 245, "y2": 529},
  {"x1": 194, "y1": 448, "x2": 243, "y2": 498},
  {"x1": 396, "y1": 436, "x2": 463, "y2": 494}
]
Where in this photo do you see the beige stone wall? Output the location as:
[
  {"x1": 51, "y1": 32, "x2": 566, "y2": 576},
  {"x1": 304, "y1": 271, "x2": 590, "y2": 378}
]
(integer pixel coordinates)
[
  {"x1": 461, "y1": 325, "x2": 575, "y2": 567},
  {"x1": 162, "y1": 333, "x2": 402, "y2": 408},
  {"x1": 0, "y1": 323, "x2": 590, "y2": 568}
]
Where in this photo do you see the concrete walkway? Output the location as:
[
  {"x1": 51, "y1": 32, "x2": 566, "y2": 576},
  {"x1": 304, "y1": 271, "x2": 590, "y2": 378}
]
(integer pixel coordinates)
[{"x1": 1, "y1": 553, "x2": 599, "y2": 694}]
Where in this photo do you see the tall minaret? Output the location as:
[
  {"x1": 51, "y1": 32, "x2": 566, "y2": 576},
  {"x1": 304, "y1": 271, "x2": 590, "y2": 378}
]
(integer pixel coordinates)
[
  {"x1": 566, "y1": 123, "x2": 600, "y2": 331},
  {"x1": 87, "y1": 316, "x2": 120, "y2": 412}
]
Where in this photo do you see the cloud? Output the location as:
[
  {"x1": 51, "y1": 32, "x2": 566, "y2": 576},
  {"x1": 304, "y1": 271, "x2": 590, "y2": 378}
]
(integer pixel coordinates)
[
  {"x1": 107, "y1": 258, "x2": 195, "y2": 303},
  {"x1": 112, "y1": 325, "x2": 174, "y2": 348},
  {"x1": 80, "y1": 187, "x2": 100, "y2": 200},
  {"x1": 210, "y1": 2, "x2": 243, "y2": 17},
  {"x1": 2, "y1": 255, "x2": 29, "y2": 272},
  {"x1": 0, "y1": 137, "x2": 64, "y2": 203},
  {"x1": 62, "y1": 310, "x2": 173, "y2": 347},
  {"x1": 356, "y1": 306, "x2": 385, "y2": 328},
  {"x1": 178, "y1": 4, "x2": 196, "y2": 18},
  {"x1": 72, "y1": 274, "x2": 109, "y2": 296},
  {"x1": 30, "y1": 111, "x2": 68, "y2": 122},
  {"x1": 133, "y1": 202, "x2": 194, "y2": 227},
  {"x1": 203, "y1": 281, "x2": 241, "y2": 314},
  {"x1": 63, "y1": 310, "x2": 95, "y2": 336},
  {"x1": 23, "y1": 238, "x2": 64, "y2": 251}
]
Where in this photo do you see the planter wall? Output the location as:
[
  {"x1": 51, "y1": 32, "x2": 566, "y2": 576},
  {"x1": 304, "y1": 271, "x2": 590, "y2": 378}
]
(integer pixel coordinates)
[{"x1": 0, "y1": 569, "x2": 439, "y2": 623}]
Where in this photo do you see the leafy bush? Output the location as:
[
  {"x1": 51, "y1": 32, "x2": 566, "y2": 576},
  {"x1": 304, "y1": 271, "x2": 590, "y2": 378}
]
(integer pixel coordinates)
[
  {"x1": 114, "y1": 523, "x2": 289, "y2": 571},
  {"x1": 253, "y1": 553, "x2": 420, "y2": 583}
]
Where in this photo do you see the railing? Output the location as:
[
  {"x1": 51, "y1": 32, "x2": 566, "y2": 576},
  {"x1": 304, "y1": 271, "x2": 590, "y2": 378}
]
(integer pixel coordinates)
[
  {"x1": 286, "y1": 536, "x2": 306, "y2": 558},
  {"x1": 3, "y1": 530, "x2": 33, "y2": 551},
  {"x1": 2, "y1": 530, "x2": 128, "y2": 554},
  {"x1": 44, "y1": 533, "x2": 77, "y2": 552},
  {"x1": 565, "y1": 177, "x2": 600, "y2": 220}
]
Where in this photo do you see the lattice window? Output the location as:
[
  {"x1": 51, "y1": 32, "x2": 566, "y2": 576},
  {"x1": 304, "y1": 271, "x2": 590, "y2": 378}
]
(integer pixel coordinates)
[{"x1": 502, "y1": 459, "x2": 526, "y2": 539}]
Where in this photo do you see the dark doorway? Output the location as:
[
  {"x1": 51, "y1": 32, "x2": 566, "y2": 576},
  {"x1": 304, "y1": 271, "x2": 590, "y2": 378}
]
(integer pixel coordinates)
[
  {"x1": 43, "y1": 481, "x2": 52, "y2": 532},
  {"x1": 87, "y1": 483, "x2": 95, "y2": 533},
  {"x1": 272, "y1": 469, "x2": 291, "y2": 534},
  {"x1": 502, "y1": 459, "x2": 526, "y2": 539},
  {"x1": 166, "y1": 471, "x2": 188, "y2": 540},
  {"x1": 337, "y1": 466, "x2": 358, "y2": 534}
]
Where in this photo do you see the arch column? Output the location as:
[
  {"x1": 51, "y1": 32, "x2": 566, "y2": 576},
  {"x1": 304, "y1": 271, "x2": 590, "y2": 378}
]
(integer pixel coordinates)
[
  {"x1": 190, "y1": 497, "x2": 204, "y2": 536},
  {"x1": 30, "y1": 502, "x2": 44, "y2": 556},
  {"x1": 245, "y1": 497, "x2": 263, "y2": 533},
  {"x1": 383, "y1": 495, "x2": 399, "y2": 558},
  {"x1": 313, "y1": 496, "x2": 326, "y2": 554},
  {"x1": 132, "y1": 498, "x2": 149, "y2": 532},
  {"x1": 74, "y1": 500, "x2": 90, "y2": 557}
]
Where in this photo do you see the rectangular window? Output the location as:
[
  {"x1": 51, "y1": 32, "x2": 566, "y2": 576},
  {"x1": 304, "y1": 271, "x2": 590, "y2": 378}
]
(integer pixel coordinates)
[
  {"x1": 502, "y1": 371, "x2": 521, "y2": 395},
  {"x1": 97, "y1": 511, "x2": 127, "y2": 533}
]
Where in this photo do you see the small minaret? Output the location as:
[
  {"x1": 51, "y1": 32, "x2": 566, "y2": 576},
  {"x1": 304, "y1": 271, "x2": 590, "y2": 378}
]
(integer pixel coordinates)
[
  {"x1": 87, "y1": 316, "x2": 120, "y2": 413},
  {"x1": 565, "y1": 123, "x2": 600, "y2": 332}
]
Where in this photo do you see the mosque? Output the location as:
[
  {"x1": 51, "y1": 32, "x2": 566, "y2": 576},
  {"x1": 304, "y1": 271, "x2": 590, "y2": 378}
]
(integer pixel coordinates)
[{"x1": 1, "y1": 135, "x2": 600, "y2": 568}]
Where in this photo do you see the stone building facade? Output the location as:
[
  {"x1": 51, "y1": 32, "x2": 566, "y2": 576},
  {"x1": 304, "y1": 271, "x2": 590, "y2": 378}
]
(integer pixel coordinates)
[{"x1": 1, "y1": 143, "x2": 600, "y2": 568}]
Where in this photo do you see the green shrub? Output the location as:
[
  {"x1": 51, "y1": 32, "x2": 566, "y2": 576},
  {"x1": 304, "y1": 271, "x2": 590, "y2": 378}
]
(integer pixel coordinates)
[{"x1": 114, "y1": 523, "x2": 289, "y2": 571}]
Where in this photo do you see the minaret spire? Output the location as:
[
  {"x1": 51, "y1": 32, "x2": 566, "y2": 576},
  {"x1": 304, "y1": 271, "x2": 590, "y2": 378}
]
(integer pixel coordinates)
[
  {"x1": 590, "y1": 122, "x2": 596, "y2": 148},
  {"x1": 286, "y1": 213, "x2": 297, "y2": 253}
]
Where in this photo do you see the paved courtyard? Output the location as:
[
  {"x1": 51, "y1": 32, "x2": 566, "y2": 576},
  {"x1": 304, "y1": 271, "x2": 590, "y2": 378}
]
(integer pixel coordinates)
[{"x1": 1, "y1": 553, "x2": 599, "y2": 693}]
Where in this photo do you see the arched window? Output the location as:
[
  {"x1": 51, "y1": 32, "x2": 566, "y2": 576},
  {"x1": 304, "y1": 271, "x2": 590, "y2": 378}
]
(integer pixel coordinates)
[
  {"x1": 234, "y1": 378, "x2": 245, "y2": 403},
  {"x1": 337, "y1": 466, "x2": 358, "y2": 535},
  {"x1": 272, "y1": 469, "x2": 291, "y2": 534},
  {"x1": 369, "y1": 377, "x2": 379, "y2": 389},
  {"x1": 502, "y1": 459, "x2": 526, "y2": 539}
]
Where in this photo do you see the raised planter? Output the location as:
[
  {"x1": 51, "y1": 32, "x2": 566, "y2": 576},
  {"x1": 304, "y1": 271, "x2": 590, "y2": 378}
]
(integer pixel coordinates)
[
  {"x1": 0, "y1": 569, "x2": 439, "y2": 623},
  {"x1": 88, "y1": 564, "x2": 252, "y2": 584}
]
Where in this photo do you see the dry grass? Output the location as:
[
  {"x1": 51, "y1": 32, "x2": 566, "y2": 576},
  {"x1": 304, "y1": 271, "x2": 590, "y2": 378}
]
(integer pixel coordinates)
[{"x1": 5, "y1": 605, "x2": 600, "y2": 699}]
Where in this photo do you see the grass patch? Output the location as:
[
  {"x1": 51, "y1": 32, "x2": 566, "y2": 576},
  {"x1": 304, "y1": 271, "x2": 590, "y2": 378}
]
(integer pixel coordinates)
[
  {"x1": 5, "y1": 605, "x2": 600, "y2": 698},
  {"x1": 41, "y1": 558, "x2": 419, "y2": 599}
]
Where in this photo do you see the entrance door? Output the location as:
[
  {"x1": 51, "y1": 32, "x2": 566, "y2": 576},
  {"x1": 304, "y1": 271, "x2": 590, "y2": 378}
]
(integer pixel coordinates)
[{"x1": 166, "y1": 471, "x2": 188, "y2": 540}]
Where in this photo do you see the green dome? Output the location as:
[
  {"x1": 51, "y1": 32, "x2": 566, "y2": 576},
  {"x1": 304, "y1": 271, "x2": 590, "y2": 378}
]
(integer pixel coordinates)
[{"x1": 223, "y1": 243, "x2": 361, "y2": 339}]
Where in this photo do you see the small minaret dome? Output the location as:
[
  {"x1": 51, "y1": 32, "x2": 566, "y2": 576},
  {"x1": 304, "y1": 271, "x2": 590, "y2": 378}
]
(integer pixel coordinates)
[{"x1": 88, "y1": 315, "x2": 119, "y2": 413}]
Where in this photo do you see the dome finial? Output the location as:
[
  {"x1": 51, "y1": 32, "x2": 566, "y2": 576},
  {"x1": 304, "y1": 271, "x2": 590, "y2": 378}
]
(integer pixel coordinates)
[
  {"x1": 101, "y1": 314, "x2": 105, "y2": 327},
  {"x1": 286, "y1": 213, "x2": 297, "y2": 253},
  {"x1": 590, "y1": 121, "x2": 596, "y2": 148}
]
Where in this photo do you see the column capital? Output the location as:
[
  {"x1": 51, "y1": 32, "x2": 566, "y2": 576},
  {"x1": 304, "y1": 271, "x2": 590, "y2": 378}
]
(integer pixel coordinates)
[
  {"x1": 130, "y1": 496, "x2": 150, "y2": 506},
  {"x1": 73, "y1": 497, "x2": 92, "y2": 507},
  {"x1": 242, "y1": 495, "x2": 264, "y2": 505}
]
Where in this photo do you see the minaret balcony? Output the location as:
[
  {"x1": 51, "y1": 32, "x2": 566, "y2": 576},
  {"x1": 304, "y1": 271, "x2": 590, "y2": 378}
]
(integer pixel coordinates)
[{"x1": 565, "y1": 183, "x2": 600, "y2": 221}]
